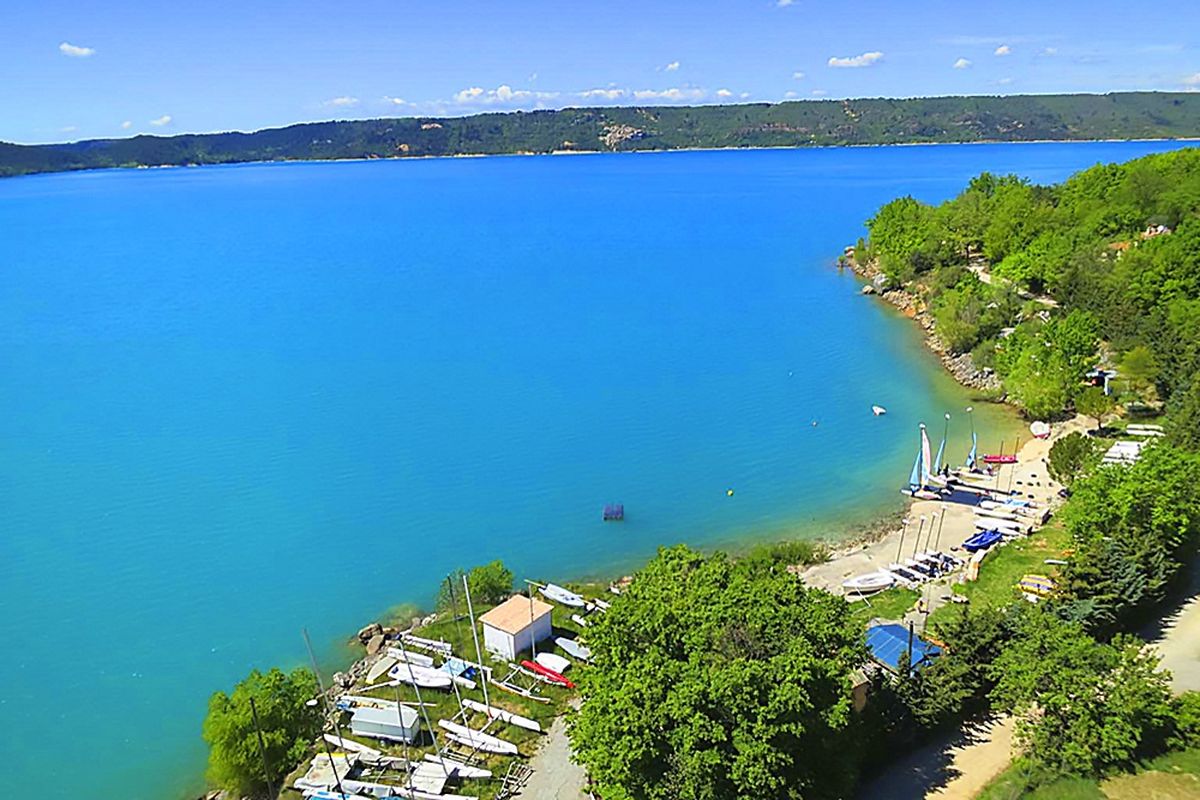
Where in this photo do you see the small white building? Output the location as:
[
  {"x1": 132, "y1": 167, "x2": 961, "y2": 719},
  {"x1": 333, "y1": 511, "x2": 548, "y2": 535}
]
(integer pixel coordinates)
[
  {"x1": 479, "y1": 594, "x2": 553, "y2": 661},
  {"x1": 348, "y1": 704, "x2": 420, "y2": 744}
]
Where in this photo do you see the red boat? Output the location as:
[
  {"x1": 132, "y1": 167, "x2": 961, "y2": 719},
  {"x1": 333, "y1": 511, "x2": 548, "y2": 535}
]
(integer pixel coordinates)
[
  {"x1": 982, "y1": 454, "x2": 1017, "y2": 464},
  {"x1": 520, "y1": 659, "x2": 575, "y2": 689}
]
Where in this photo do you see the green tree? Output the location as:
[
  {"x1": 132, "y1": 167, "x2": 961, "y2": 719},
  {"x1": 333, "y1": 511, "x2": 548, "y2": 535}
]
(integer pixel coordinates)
[
  {"x1": 991, "y1": 611, "x2": 1174, "y2": 776},
  {"x1": 1005, "y1": 347, "x2": 1073, "y2": 419},
  {"x1": 202, "y1": 667, "x2": 322, "y2": 797},
  {"x1": 1075, "y1": 386, "x2": 1114, "y2": 431},
  {"x1": 1047, "y1": 431, "x2": 1100, "y2": 486},
  {"x1": 570, "y1": 545, "x2": 866, "y2": 800},
  {"x1": 1166, "y1": 376, "x2": 1200, "y2": 451},
  {"x1": 1119, "y1": 345, "x2": 1159, "y2": 402},
  {"x1": 867, "y1": 196, "x2": 942, "y2": 283},
  {"x1": 438, "y1": 560, "x2": 515, "y2": 609}
]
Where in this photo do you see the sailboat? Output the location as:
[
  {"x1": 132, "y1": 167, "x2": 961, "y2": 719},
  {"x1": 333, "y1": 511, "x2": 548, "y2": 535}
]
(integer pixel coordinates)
[{"x1": 902, "y1": 423, "x2": 942, "y2": 500}]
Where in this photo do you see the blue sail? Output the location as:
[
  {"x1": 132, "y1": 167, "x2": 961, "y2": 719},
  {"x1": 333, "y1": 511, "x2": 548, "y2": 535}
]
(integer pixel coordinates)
[
  {"x1": 966, "y1": 431, "x2": 978, "y2": 469},
  {"x1": 908, "y1": 447, "x2": 923, "y2": 491},
  {"x1": 933, "y1": 435, "x2": 946, "y2": 475}
]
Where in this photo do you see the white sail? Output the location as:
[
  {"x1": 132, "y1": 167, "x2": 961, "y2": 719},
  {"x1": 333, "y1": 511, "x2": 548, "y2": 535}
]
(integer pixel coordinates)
[{"x1": 920, "y1": 424, "x2": 933, "y2": 488}]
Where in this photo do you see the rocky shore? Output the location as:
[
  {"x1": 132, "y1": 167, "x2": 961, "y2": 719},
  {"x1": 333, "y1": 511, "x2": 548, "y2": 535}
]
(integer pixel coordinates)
[{"x1": 846, "y1": 253, "x2": 1002, "y2": 394}]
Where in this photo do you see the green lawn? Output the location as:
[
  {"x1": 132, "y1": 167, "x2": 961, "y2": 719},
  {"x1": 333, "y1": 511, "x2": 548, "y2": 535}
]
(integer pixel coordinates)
[
  {"x1": 973, "y1": 749, "x2": 1200, "y2": 799},
  {"x1": 847, "y1": 587, "x2": 920, "y2": 628},
  {"x1": 928, "y1": 524, "x2": 1071, "y2": 633}
]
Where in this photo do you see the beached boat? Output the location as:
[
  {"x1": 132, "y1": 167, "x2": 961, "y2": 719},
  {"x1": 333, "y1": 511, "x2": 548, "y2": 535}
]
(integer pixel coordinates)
[
  {"x1": 437, "y1": 720, "x2": 519, "y2": 755},
  {"x1": 555, "y1": 636, "x2": 592, "y2": 662},
  {"x1": 535, "y1": 652, "x2": 572, "y2": 674},
  {"x1": 982, "y1": 453, "x2": 1017, "y2": 464},
  {"x1": 962, "y1": 529, "x2": 1003, "y2": 552},
  {"x1": 520, "y1": 658, "x2": 576, "y2": 688},
  {"x1": 570, "y1": 613, "x2": 590, "y2": 628},
  {"x1": 841, "y1": 571, "x2": 895, "y2": 595},
  {"x1": 539, "y1": 583, "x2": 586, "y2": 608},
  {"x1": 386, "y1": 648, "x2": 435, "y2": 668},
  {"x1": 461, "y1": 698, "x2": 542, "y2": 733},
  {"x1": 388, "y1": 662, "x2": 454, "y2": 690},
  {"x1": 1030, "y1": 420, "x2": 1051, "y2": 439},
  {"x1": 886, "y1": 563, "x2": 925, "y2": 585},
  {"x1": 424, "y1": 753, "x2": 493, "y2": 780}
]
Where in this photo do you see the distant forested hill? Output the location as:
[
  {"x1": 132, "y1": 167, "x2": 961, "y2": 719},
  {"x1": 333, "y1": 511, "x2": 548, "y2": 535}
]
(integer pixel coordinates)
[{"x1": 3, "y1": 92, "x2": 1200, "y2": 178}]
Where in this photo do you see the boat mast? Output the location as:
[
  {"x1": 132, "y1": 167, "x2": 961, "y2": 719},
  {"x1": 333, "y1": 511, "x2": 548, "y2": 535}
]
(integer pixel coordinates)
[
  {"x1": 394, "y1": 635, "x2": 450, "y2": 781},
  {"x1": 462, "y1": 574, "x2": 492, "y2": 709},
  {"x1": 301, "y1": 628, "x2": 346, "y2": 797}
]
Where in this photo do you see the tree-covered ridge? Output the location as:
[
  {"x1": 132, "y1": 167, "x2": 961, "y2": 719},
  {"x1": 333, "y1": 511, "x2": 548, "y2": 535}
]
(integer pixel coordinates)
[
  {"x1": 861, "y1": 145, "x2": 1200, "y2": 419},
  {"x1": 4, "y1": 92, "x2": 1200, "y2": 178}
]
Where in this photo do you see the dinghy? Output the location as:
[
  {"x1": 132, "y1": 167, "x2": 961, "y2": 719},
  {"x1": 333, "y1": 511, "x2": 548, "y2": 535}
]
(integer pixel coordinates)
[
  {"x1": 841, "y1": 571, "x2": 895, "y2": 595},
  {"x1": 555, "y1": 636, "x2": 592, "y2": 663},
  {"x1": 872, "y1": 405, "x2": 887, "y2": 416},
  {"x1": 521, "y1": 658, "x2": 576, "y2": 688},
  {"x1": 539, "y1": 583, "x2": 586, "y2": 608},
  {"x1": 962, "y1": 529, "x2": 1002, "y2": 552},
  {"x1": 461, "y1": 698, "x2": 542, "y2": 733},
  {"x1": 388, "y1": 662, "x2": 453, "y2": 690},
  {"x1": 1030, "y1": 420, "x2": 1051, "y2": 439},
  {"x1": 437, "y1": 720, "x2": 519, "y2": 756},
  {"x1": 535, "y1": 652, "x2": 572, "y2": 674}
]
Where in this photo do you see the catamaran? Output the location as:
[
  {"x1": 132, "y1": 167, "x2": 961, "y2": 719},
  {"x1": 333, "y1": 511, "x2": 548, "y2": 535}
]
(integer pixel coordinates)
[
  {"x1": 461, "y1": 698, "x2": 542, "y2": 733},
  {"x1": 521, "y1": 658, "x2": 576, "y2": 688},
  {"x1": 539, "y1": 583, "x2": 586, "y2": 608},
  {"x1": 437, "y1": 719, "x2": 519, "y2": 755}
]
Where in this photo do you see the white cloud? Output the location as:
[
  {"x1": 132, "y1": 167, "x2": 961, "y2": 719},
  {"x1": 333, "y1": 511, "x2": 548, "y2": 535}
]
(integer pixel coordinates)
[
  {"x1": 632, "y1": 87, "x2": 706, "y2": 102},
  {"x1": 828, "y1": 51, "x2": 883, "y2": 68},
  {"x1": 382, "y1": 96, "x2": 408, "y2": 106},
  {"x1": 994, "y1": 44, "x2": 1012, "y2": 56},
  {"x1": 1042, "y1": 47, "x2": 1058, "y2": 56},
  {"x1": 149, "y1": 115, "x2": 172, "y2": 127},
  {"x1": 1184, "y1": 73, "x2": 1200, "y2": 86},
  {"x1": 811, "y1": 89, "x2": 828, "y2": 96},
  {"x1": 121, "y1": 120, "x2": 132, "y2": 130},
  {"x1": 953, "y1": 58, "x2": 972, "y2": 69},
  {"x1": 784, "y1": 91, "x2": 799, "y2": 99},
  {"x1": 777, "y1": 0, "x2": 794, "y2": 6},
  {"x1": 325, "y1": 96, "x2": 359, "y2": 107},
  {"x1": 664, "y1": 61, "x2": 680, "y2": 72},
  {"x1": 59, "y1": 41, "x2": 95, "y2": 58},
  {"x1": 579, "y1": 87, "x2": 626, "y2": 100},
  {"x1": 453, "y1": 84, "x2": 558, "y2": 105},
  {"x1": 997, "y1": 77, "x2": 1014, "y2": 85},
  {"x1": 792, "y1": 71, "x2": 806, "y2": 80},
  {"x1": 60, "y1": 125, "x2": 77, "y2": 133},
  {"x1": 740, "y1": 91, "x2": 751, "y2": 99},
  {"x1": 716, "y1": 88, "x2": 733, "y2": 98}
]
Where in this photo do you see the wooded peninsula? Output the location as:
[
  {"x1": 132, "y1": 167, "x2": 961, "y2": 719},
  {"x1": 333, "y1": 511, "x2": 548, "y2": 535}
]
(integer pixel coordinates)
[{"x1": 3, "y1": 91, "x2": 1200, "y2": 178}]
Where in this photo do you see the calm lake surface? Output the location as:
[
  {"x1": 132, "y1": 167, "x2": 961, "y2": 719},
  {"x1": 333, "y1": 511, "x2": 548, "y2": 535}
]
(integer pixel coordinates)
[{"x1": 0, "y1": 140, "x2": 1191, "y2": 798}]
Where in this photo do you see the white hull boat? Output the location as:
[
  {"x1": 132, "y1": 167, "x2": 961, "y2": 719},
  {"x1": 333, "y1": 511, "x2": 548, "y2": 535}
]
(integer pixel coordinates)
[
  {"x1": 438, "y1": 720, "x2": 519, "y2": 756},
  {"x1": 389, "y1": 663, "x2": 453, "y2": 690},
  {"x1": 461, "y1": 698, "x2": 542, "y2": 733},
  {"x1": 540, "y1": 582, "x2": 586, "y2": 608},
  {"x1": 424, "y1": 753, "x2": 493, "y2": 779},
  {"x1": 872, "y1": 405, "x2": 887, "y2": 416},
  {"x1": 841, "y1": 571, "x2": 895, "y2": 595},
  {"x1": 555, "y1": 636, "x2": 592, "y2": 663},
  {"x1": 535, "y1": 652, "x2": 572, "y2": 674},
  {"x1": 570, "y1": 613, "x2": 590, "y2": 628},
  {"x1": 387, "y1": 648, "x2": 435, "y2": 667}
]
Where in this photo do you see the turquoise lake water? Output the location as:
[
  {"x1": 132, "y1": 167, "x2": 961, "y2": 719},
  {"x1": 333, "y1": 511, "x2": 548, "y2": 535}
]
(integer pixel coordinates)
[{"x1": 0, "y1": 140, "x2": 1192, "y2": 797}]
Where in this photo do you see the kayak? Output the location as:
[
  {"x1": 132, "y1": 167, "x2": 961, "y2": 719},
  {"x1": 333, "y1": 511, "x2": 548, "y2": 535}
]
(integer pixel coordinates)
[
  {"x1": 520, "y1": 659, "x2": 575, "y2": 688},
  {"x1": 982, "y1": 454, "x2": 1017, "y2": 464},
  {"x1": 539, "y1": 583, "x2": 586, "y2": 608}
]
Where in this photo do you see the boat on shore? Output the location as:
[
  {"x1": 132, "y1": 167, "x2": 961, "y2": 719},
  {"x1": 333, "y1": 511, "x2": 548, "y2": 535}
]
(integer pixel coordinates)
[
  {"x1": 982, "y1": 453, "x2": 1017, "y2": 464},
  {"x1": 520, "y1": 658, "x2": 576, "y2": 688},
  {"x1": 841, "y1": 571, "x2": 895, "y2": 595},
  {"x1": 539, "y1": 583, "x2": 586, "y2": 608},
  {"x1": 555, "y1": 636, "x2": 592, "y2": 663},
  {"x1": 535, "y1": 652, "x2": 572, "y2": 674},
  {"x1": 437, "y1": 719, "x2": 519, "y2": 756},
  {"x1": 962, "y1": 529, "x2": 1003, "y2": 552},
  {"x1": 461, "y1": 698, "x2": 542, "y2": 733},
  {"x1": 388, "y1": 662, "x2": 453, "y2": 690}
]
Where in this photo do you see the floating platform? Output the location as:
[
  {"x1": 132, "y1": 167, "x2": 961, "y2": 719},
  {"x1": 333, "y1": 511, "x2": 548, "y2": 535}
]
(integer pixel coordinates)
[{"x1": 602, "y1": 503, "x2": 624, "y2": 521}]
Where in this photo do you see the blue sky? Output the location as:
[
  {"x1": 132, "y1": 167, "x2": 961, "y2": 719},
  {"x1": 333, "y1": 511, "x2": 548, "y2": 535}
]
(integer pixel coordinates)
[{"x1": 3, "y1": 0, "x2": 1199, "y2": 144}]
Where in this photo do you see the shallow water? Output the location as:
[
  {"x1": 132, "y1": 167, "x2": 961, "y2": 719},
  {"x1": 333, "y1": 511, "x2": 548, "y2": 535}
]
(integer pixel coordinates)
[{"x1": 0, "y1": 140, "x2": 1191, "y2": 798}]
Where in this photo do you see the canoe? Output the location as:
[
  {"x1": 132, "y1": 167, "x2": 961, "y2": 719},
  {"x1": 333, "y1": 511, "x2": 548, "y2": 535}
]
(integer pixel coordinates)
[
  {"x1": 841, "y1": 571, "x2": 895, "y2": 595},
  {"x1": 461, "y1": 698, "x2": 542, "y2": 733},
  {"x1": 555, "y1": 636, "x2": 592, "y2": 662},
  {"x1": 437, "y1": 720, "x2": 519, "y2": 755},
  {"x1": 982, "y1": 454, "x2": 1017, "y2": 464},
  {"x1": 388, "y1": 663, "x2": 453, "y2": 690},
  {"x1": 520, "y1": 659, "x2": 576, "y2": 688},
  {"x1": 962, "y1": 530, "x2": 1003, "y2": 552},
  {"x1": 535, "y1": 652, "x2": 572, "y2": 674},
  {"x1": 540, "y1": 583, "x2": 586, "y2": 608}
]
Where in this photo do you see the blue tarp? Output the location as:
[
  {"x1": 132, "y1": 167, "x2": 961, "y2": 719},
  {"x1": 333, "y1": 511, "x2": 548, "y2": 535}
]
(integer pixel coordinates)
[{"x1": 866, "y1": 623, "x2": 942, "y2": 674}]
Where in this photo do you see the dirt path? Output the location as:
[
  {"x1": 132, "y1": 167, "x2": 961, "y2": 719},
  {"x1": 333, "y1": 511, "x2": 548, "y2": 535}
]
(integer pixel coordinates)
[
  {"x1": 517, "y1": 714, "x2": 588, "y2": 800},
  {"x1": 856, "y1": 717, "x2": 1015, "y2": 800}
]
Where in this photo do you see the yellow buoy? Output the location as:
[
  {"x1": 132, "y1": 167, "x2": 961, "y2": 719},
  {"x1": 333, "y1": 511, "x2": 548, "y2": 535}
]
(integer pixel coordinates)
[{"x1": 726, "y1": 488, "x2": 735, "y2": 497}]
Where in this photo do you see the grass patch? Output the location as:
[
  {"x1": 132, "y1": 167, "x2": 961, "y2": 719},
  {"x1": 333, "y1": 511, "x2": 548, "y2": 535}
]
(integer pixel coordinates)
[
  {"x1": 928, "y1": 524, "x2": 1072, "y2": 633},
  {"x1": 975, "y1": 760, "x2": 1105, "y2": 800},
  {"x1": 847, "y1": 587, "x2": 920, "y2": 628}
]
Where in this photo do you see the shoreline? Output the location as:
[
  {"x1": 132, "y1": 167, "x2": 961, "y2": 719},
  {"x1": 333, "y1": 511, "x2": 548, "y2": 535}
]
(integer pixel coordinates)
[{"x1": 7, "y1": 135, "x2": 1199, "y2": 183}]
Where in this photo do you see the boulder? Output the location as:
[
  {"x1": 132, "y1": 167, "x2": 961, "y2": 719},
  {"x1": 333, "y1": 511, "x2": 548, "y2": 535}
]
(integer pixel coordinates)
[
  {"x1": 357, "y1": 622, "x2": 383, "y2": 643},
  {"x1": 366, "y1": 634, "x2": 385, "y2": 655}
]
